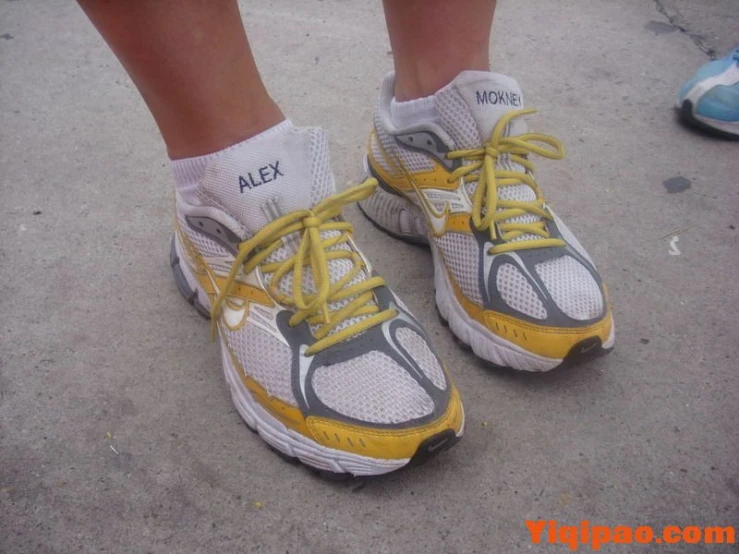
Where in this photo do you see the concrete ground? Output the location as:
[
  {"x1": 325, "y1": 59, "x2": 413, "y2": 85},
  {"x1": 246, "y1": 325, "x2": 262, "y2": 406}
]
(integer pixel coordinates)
[{"x1": 1, "y1": 1, "x2": 737, "y2": 553}]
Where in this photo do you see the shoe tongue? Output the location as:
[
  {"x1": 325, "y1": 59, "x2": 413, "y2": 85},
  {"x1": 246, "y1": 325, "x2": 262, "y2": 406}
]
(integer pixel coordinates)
[
  {"x1": 198, "y1": 121, "x2": 336, "y2": 235},
  {"x1": 198, "y1": 121, "x2": 373, "y2": 339},
  {"x1": 436, "y1": 72, "x2": 540, "y2": 242},
  {"x1": 435, "y1": 71, "x2": 526, "y2": 148}
]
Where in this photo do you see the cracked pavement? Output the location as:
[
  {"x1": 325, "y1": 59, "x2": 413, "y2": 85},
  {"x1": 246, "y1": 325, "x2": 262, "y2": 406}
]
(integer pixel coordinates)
[
  {"x1": 1, "y1": 1, "x2": 737, "y2": 553},
  {"x1": 654, "y1": 0, "x2": 737, "y2": 56}
]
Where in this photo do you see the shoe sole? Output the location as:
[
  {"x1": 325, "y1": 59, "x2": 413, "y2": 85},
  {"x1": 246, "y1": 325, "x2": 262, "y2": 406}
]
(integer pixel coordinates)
[
  {"x1": 677, "y1": 100, "x2": 739, "y2": 140},
  {"x1": 358, "y1": 188, "x2": 615, "y2": 372},
  {"x1": 169, "y1": 234, "x2": 462, "y2": 478}
]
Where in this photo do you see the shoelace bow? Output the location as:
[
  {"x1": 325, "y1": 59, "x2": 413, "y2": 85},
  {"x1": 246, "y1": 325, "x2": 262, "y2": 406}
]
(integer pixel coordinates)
[
  {"x1": 446, "y1": 108, "x2": 567, "y2": 254},
  {"x1": 210, "y1": 179, "x2": 396, "y2": 355}
]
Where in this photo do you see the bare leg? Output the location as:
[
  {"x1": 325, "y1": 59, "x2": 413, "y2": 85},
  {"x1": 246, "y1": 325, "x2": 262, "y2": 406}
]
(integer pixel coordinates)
[
  {"x1": 382, "y1": 0, "x2": 497, "y2": 100},
  {"x1": 77, "y1": 0, "x2": 284, "y2": 159}
]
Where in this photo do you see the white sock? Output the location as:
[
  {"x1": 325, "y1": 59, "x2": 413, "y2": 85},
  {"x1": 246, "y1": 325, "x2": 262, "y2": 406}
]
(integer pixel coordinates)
[
  {"x1": 390, "y1": 94, "x2": 439, "y2": 129},
  {"x1": 170, "y1": 119, "x2": 294, "y2": 205}
]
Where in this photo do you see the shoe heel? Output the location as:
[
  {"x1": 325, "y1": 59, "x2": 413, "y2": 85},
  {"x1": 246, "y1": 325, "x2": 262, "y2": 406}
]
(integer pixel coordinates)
[
  {"x1": 359, "y1": 158, "x2": 429, "y2": 245},
  {"x1": 169, "y1": 234, "x2": 212, "y2": 319}
]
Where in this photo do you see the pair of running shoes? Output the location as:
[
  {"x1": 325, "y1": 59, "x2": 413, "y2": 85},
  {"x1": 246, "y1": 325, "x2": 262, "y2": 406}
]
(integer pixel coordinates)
[{"x1": 169, "y1": 70, "x2": 616, "y2": 478}]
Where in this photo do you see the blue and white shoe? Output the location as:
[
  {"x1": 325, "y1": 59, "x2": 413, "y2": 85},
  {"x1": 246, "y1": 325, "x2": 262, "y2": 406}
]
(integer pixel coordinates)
[{"x1": 678, "y1": 47, "x2": 739, "y2": 139}]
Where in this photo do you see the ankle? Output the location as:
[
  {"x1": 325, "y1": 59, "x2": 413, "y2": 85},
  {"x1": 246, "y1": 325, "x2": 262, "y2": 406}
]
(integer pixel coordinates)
[
  {"x1": 393, "y1": 58, "x2": 489, "y2": 101},
  {"x1": 165, "y1": 98, "x2": 285, "y2": 160}
]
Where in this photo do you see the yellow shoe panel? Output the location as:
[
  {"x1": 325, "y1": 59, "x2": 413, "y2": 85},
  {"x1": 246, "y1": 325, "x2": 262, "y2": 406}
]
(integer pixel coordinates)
[
  {"x1": 227, "y1": 343, "x2": 463, "y2": 461},
  {"x1": 447, "y1": 261, "x2": 612, "y2": 360}
]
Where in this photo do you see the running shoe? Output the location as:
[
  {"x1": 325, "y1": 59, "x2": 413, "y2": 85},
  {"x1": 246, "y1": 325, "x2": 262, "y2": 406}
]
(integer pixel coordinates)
[
  {"x1": 678, "y1": 47, "x2": 739, "y2": 139},
  {"x1": 359, "y1": 72, "x2": 615, "y2": 371},
  {"x1": 170, "y1": 122, "x2": 464, "y2": 476}
]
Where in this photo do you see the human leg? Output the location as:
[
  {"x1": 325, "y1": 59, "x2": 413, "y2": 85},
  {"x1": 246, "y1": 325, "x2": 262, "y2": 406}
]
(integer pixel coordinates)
[
  {"x1": 77, "y1": 0, "x2": 283, "y2": 159},
  {"x1": 78, "y1": 0, "x2": 464, "y2": 476},
  {"x1": 383, "y1": 0, "x2": 496, "y2": 101}
]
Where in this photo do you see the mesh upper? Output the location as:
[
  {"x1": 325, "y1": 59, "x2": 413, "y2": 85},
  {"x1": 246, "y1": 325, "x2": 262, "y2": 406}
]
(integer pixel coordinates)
[
  {"x1": 434, "y1": 233, "x2": 484, "y2": 305},
  {"x1": 223, "y1": 326, "x2": 297, "y2": 406},
  {"x1": 370, "y1": 133, "x2": 394, "y2": 175},
  {"x1": 496, "y1": 263, "x2": 547, "y2": 320},
  {"x1": 436, "y1": 85, "x2": 481, "y2": 150},
  {"x1": 396, "y1": 328, "x2": 446, "y2": 390},
  {"x1": 536, "y1": 256, "x2": 604, "y2": 320},
  {"x1": 312, "y1": 351, "x2": 435, "y2": 424},
  {"x1": 309, "y1": 129, "x2": 334, "y2": 205},
  {"x1": 178, "y1": 213, "x2": 233, "y2": 274},
  {"x1": 374, "y1": 112, "x2": 401, "y2": 176},
  {"x1": 401, "y1": 149, "x2": 435, "y2": 173},
  {"x1": 177, "y1": 214, "x2": 297, "y2": 406},
  {"x1": 372, "y1": 120, "x2": 436, "y2": 175},
  {"x1": 179, "y1": 219, "x2": 222, "y2": 258}
]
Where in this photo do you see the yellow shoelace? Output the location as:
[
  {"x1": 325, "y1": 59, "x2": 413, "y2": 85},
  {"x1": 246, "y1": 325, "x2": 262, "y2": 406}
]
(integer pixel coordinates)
[
  {"x1": 446, "y1": 108, "x2": 567, "y2": 254},
  {"x1": 210, "y1": 179, "x2": 396, "y2": 355}
]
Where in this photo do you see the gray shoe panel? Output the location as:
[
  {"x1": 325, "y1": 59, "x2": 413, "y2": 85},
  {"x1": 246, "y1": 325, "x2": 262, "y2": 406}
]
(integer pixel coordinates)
[
  {"x1": 276, "y1": 286, "x2": 451, "y2": 430},
  {"x1": 394, "y1": 131, "x2": 462, "y2": 172},
  {"x1": 470, "y1": 223, "x2": 608, "y2": 328},
  {"x1": 185, "y1": 215, "x2": 242, "y2": 255}
]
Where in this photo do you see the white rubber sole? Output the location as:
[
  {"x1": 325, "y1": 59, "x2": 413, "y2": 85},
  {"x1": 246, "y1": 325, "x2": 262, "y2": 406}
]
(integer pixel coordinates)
[
  {"x1": 692, "y1": 113, "x2": 739, "y2": 136},
  {"x1": 172, "y1": 233, "x2": 412, "y2": 476},
  {"x1": 359, "y1": 186, "x2": 615, "y2": 372}
]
